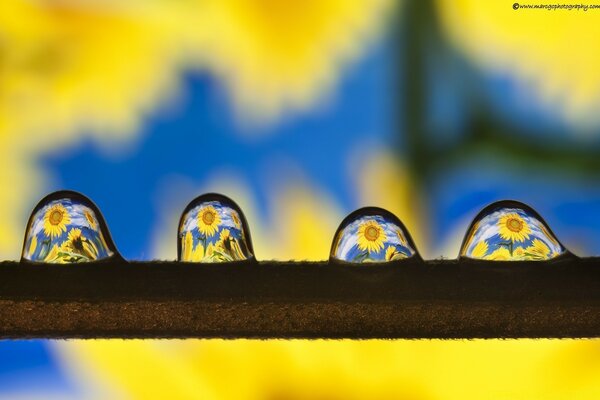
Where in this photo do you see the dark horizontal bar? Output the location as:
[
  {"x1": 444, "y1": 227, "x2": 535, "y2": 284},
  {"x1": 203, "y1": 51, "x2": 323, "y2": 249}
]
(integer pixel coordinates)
[{"x1": 1, "y1": 257, "x2": 599, "y2": 339}]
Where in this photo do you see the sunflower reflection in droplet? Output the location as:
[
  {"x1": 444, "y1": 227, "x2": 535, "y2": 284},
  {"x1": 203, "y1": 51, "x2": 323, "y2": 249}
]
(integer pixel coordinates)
[
  {"x1": 460, "y1": 201, "x2": 566, "y2": 261},
  {"x1": 330, "y1": 207, "x2": 418, "y2": 263},
  {"x1": 178, "y1": 194, "x2": 253, "y2": 263},
  {"x1": 22, "y1": 191, "x2": 117, "y2": 263}
]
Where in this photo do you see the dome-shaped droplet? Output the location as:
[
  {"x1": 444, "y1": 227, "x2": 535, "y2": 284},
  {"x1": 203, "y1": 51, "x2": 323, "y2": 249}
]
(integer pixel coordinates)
[
  {"x1": 178, "y1": 193, "x2": 254, "y2": 262},
  {"x1": 22, "y1": 191, "x2": 119, "y2": 263},
  {"x1": 330, "y1": 207, "x2": 419, "y2": 263},
  {"x1": 460, "y1": 200, "x2": 567, "y2": 261}
]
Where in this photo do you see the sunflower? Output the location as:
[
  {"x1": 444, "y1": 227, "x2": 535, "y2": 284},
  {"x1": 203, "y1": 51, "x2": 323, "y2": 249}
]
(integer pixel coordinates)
[
  {"x1": 230, "y1": 240, "x2": 247, "y2": 260},
  {"x1": 43, "y1": 204, "x2": 71, "y2": 238},
  {"x1": 197, "y1": 206, "x2": 221, "y2": 237},
  {"x1": 385, "y1": 245, "x2": 406, "y2": 261},
  {"x1": 182, "y1": 231, "x2": 211, "y2": 262},
  {"x1": 216, "y1": 228, "x2": 232, "y2": 255},
  {"x1": 231, "y1": 212, "x2": 241, "y2": 229},
  {"x1": 526, "y1": 239, "x2": 551, "y2": 260},
  {"x1": 395, "y1": 228, "x2": 408, "y2": 247},
  {"x1": 539, "y1": 223, "x2": 560, "y2": 248},
  {"x1": 513, "y1": 246, "x2": 526, "y2": 260},
  {"x1": 203, "y1": 229, "x2": 237, "y2": 262},
  {"x1": 219, "y1": 228, "x2": 231, "y2": 243},
  {"x1": 497, "y1": 213, "x2": 531, "y2": 243},
  {"x1": 204, "y1": 242, "x2": 216, "y2": 261},
  {"x1": 191, "y1": 242, "x2": 208, "y2": 262},
  {"x1": 84, "y1": 209, "x2": 98, "y2": 231},
  {"x1": 62, "y1": 228, "x2": 98, "y2": 261},
  {"x1": 44, "y1": 244, "x2": 62, "y2": 263},
  {"x1": 485, "y1": 247, "x2": 512, "y2": 261},
  {"x1": 181, "y1": 231, "x2": 194, "y2": 261},
  {"x1": 356, "y1": 219, "x2": 387, "y2": 253},
  {"x1": 27, "y1": 235, "x2": 38, "y2": 257},
  {"x1": 471, "y1": 240, "x2": 488, "y2": 259}
]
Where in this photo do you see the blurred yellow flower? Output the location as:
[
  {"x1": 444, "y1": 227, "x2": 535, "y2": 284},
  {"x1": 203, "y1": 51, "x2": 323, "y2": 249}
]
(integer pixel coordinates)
[
  {"x1": 471, "y1": 240, "x2": 488, "y2": 258},
  {"x1": 385, "y1": 245, "x2": 406, "y2": 261},
  {"x1": 218, "y1": 228, "x2": 231, "y2": 243},
  {"x1": 182, "y1": 231, "x2": 194, "y2": 261},
  {"x1": 43, "y1": 204, "x2": 71, "y2": 238},
  {"x1": 396, "y1": 228, "x2": 408, "y2": 247},
  {"x1": 357, "y1": 219, "x2": 387, "y2": 253},
  {"x1": 44, "y1": 243, "x2": 61, "y2": 263},
  {"x1": 486, "y1": 247, "x2": 512, "y2": 261},
  {"x1": 189, "y1": 0, "x2": 396, "y2": 122},
  {"x1": 526, "y1": 238, "x2": 551, "y2": 259},
  {"x1": 498, "y1": 213, "x2": 531, "y2": 243},
  {"x1": 57, "y1": 339, "x2": 600, "y2": 399},
  {"x1": 62, "y1": 227, "x2": 98, "y2": 261},
  {"x1": 84, "y1": 210, "x2": 98, "y2": 231},
  {"x1": 540, "y1": 223, "x2": 561, "y2": 247},
  {"x1": 67, "y1": 228, "x2": 81, "y2": 243},
  {"x1": 192, "y1": 243, "x2": 207, "y2": 262},
  {"x1": 27, "y1": 234, "x2": 37, "y2": 256},
  {"x1": 437, "y1": 0, "x2": 600, "y2": 132},
  {"x1": 197, "y1": 206, "x2": 221, "y2": 237},
  {"x1": 0, "y1": 0, "x2": 183, "y2": 146},
  {"x1": 231, "y1": 212, "x2": 241, "y2": 229},
  {"x1": 514, "y1": 246, "x2": 526, "y2": 259}
]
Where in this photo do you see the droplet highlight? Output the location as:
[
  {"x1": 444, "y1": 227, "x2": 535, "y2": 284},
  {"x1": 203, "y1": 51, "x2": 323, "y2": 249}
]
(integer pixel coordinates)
[
  {"x1": 178, "y1": 193, "x2": 254, "y2": 262},
  {"x1": 460, "y1": 201, "x2": 566, "y2": 261},
  {"x1": 330, "y1": 207, "x2": 418, "y2": 263},
  {"x1": 22, "y1": 191, "x2": 118, "y2": 263}
]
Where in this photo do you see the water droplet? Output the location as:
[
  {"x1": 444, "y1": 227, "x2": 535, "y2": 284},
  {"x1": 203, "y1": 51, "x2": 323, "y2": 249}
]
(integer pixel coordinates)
[
  {"x1": 22, "y1": 191, "x2": 119, "y2": 263},
  {"x1": 460, "y1": 200, "x2": 567, "y2": 261},
  {"x1": 178, "y1": 193, "x2": 254, "y2": 262},
  {"x1": 330, "y1": 207, "x2": 419, "y2": 263}
]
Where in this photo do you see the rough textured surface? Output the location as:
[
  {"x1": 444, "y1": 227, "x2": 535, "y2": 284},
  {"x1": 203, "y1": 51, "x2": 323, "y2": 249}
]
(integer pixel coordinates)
[{"x1": 0, "y1": 257, "x2": 599, "y2": 338}]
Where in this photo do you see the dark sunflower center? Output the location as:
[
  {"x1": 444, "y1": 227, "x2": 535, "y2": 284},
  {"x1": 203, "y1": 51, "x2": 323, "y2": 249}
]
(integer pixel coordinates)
[
  {"x1": 72, "y1": 236, "x2": 84, "y2": 251},
  {"x1": 365, "y1": 226, "x2": 379, "y2": 241},
  {"x1": 50, "y1": 210, "x2": 63, "y2": 225},
  {"x1": 202, "y1": 211, "x2": 216, "y2": 225},
  {"x1": 507, "y1": 218, "x2": 523, "y2": 232}
]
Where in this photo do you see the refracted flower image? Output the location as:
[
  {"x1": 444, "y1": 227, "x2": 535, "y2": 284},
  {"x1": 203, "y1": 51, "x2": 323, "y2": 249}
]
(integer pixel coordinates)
[
  {"x1": 330, "y1": 207, "x2": 417, "y2": 263},
  {"x1": 22, "y1": 193, "x2": 115, "y2": 263},
  {"x1": 460, "y1": 201, "x2": 566, "y2": 261},
  {"x1": 178, "y1": 194, "x2": 253, "y2": 263}
]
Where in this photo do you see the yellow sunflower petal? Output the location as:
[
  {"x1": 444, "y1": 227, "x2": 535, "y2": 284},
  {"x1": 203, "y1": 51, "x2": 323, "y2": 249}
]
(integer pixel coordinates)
[
  {"x1": 486, "y1": 247, "x2": 512, "y2": 261},
  {"x1": 27, "y1": 234, "x2": 37, "y2": 256},
  {"x1": 182, "y1": 231, "x2": 194, "y2": 261},
  {"x1": 471, "y1": 240, "x2": 488, "y2": 258},
  {"x1": 44, "y1": 243, "x2": 61, "y2": 263},
  {"x1": 192, "y1": 241, "x2": 206, "y2": 261},
  {"x1": 526, "y1": 238, "x2": 552, "y2": 260}
]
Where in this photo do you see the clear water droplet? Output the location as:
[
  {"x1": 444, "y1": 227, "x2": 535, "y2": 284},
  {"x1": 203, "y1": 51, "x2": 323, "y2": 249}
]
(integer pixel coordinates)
[
  {"x1": 22, "y1": 191, "x2": 118, "y2": 263},
  {"x1": 330, "y1": 207, "x2": 419, "y2": 263},
  {"x1": 178, "y1": 193, "x2": 254, "y2": 262},
  {"x1": 460, "y1": 200, "x2": 566, "y2": 261}
]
